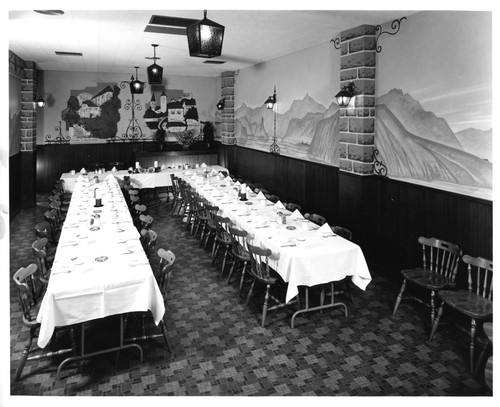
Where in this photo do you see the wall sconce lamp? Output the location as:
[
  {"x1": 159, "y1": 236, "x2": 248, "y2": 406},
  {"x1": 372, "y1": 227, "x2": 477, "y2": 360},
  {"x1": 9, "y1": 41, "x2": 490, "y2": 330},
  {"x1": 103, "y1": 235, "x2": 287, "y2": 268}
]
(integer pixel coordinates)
[
  {"x1": 264, "y1": 87, "x2": 277, "y2": 110},
  {"x1": 335, "y1": 82, "x2": 356, "y2": 107},
  {"x1": 129, "y1": 66, "x2": 146, "y2": 94},
  {"x1": 187, "y1": 10, "x2": 225, "y2": 58},
  {"x1": 35, "y1": 96, "x2": 46, "y2": 108},
  {"x1": 147, "y1": 44, "x2": 163, "y2": 85},
  {"x1": 216, "y1": 99, "x2": 225, "y2": 110}
]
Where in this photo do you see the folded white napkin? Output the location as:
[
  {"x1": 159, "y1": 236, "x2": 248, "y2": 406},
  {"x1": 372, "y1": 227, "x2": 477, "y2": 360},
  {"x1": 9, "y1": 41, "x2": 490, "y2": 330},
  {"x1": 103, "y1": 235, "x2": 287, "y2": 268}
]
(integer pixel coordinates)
[
  {"x1": 211, "y1": 168, "x2": 218, "y2": 174},
  {"x1": 111, "y1": 167, "x2": 117, "y2": 172},
  {"x1": 274, "y1": 200, "x2": 285, "y2": 210},
  {"x1": 225, "y1": 175, "x2": 232, "y2": 181},
  {"x1": 161, "y1": 164, "x2": 167, "y2": 170},
  {"x1": 185, "y1": 170, "x2": 193, "y2": 175},
  {"x1": 290, "y1": 209, "x2": 304, "y2": 219},
  {"x1": 234, "y1": 181, "x2": 241, "y2": 186},
  {"x1": 201, "y1": 163, "x2": 207, "y2": 168},
  {"x1": 256, "y1": 191, "x2": 265, "y2": 200},
  {"x1": 80, "y1": 168, "x2": 86, "y2": 174},
  {"x1": 316, "y1": 222, "x2": 333, "y2": 235}
]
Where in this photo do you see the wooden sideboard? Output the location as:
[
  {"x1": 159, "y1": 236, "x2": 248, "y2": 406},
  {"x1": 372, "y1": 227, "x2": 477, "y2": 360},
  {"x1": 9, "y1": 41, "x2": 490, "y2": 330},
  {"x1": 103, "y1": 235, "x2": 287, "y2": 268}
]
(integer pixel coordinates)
[{"x1": 135, "y1": 149, "x2": 219, "y2": 169}]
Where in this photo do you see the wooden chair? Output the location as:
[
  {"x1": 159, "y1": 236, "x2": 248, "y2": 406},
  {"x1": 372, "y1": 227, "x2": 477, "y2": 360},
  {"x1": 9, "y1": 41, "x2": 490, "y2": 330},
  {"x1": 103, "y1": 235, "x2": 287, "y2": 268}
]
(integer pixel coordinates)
[
  {"x1": 132, "y1": 204, "x2": 147, "y2": 227},
  {"x1": 170, "y1": 175, "x2": 183, "y2": 215},
  {"x1": 202, "y1": 204, "x2": 220, "y2": 250},
  {"x1": 157, "y1": 249, "x2": 176, "y2": 303},
  {"x1": 211, "y1": 215, "x2": 232, "y2": 278},
  {"x1": 140, "y1": 229, "x2": 158, "y2": 259},
  {"x1": 304, "y1": 213, "x2": 326, "y2": 226},
  {"x1": 332, "y1": 225, "x2": 353, "y2": 240},
  {"x1": 34, "y1": 221, "x2": 58, "y2": 246},
  {"x1": 191, "y1": 195, "x2": 209, "y2": 239},
  {"x1": 429, "y1": 255, "x2": 493, "y2": 373},
  {"x1": 252, "y1": 186, "x2": 268, "y2": 195},
  {"x1": 393, "y1": 237, "x2": 462, "y2": 326},
  {"x1": 13, "y1": 264, "x2": 76, "y2": 381},
  {"x1": 284, "y1": 202, "x2": 302, "y2": 212},
  {"x1": 246, "y1": 243, "x2": 292, "y2": 327},
  {"x1": 44, "y1": 209, "x2": 61, "y2": 236},
  {"x1": 138, "y1": 214, "x2": 154, "y2": 230},
  {"x1": 31, "y1": 238, "x2": 53, "y2": 287},
  {"x1": 227, "y1": 226, "x2": 251, "y2": 294}
]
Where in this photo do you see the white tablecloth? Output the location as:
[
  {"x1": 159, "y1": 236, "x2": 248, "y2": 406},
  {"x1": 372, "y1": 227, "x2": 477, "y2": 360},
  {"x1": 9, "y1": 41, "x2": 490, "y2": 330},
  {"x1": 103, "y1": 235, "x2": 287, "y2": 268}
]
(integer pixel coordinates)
[
  {"x1": 60, "y1": 165, "x2": 228, "y2": 193},
  {"x1": 182, "y1": 174, "x2": 372, "y2": 303},
  {"x1": 36, "y1": 175, "x2": 165, "y2": 348}
]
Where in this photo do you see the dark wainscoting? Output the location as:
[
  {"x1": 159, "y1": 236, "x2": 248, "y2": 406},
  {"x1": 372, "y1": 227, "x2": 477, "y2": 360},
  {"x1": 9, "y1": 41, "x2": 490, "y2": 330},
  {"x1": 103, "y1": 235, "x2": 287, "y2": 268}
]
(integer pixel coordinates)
[
  {"x1": 9, "y1": 153, "x2": 22, "y2": 220},
  {"x1": 219, "y1": 145, "x2": 493, "y2": 285},
  {"x1": 36, "y1": 142, "x2": 219, "y2": 192}
]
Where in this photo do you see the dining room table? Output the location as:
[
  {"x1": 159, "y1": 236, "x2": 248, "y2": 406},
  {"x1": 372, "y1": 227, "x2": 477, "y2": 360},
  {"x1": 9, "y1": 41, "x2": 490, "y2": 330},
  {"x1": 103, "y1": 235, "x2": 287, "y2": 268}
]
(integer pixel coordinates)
[
  {"x1": 179, "y1": 171, "x2": 372, "y2": 327},
  {"x1": 59, "y1": 164, "x2": 228, "y2": 193},
  {"x1": 36, "y1": 173, "x2": 166, "y2": 379}
]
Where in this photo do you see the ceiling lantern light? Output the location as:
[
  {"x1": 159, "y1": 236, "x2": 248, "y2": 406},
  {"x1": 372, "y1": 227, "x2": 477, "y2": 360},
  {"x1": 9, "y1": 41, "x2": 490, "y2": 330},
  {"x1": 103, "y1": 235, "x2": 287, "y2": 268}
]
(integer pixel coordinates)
[
  {"x1": 147, "y1": 44, "x2": 163, "y2": 85},
  {"x1": 187, "y1": 10, "x2": 225, "y2": 59},
  {"x1": 129, "y1": 66, "x2": 145, "y2": 94}
]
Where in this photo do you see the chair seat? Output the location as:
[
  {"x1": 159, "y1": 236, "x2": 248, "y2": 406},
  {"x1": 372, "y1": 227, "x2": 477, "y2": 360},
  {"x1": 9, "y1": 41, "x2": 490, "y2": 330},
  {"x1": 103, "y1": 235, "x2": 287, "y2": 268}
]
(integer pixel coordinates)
[
  {"x1": 401, "y1": 268, "x2": 453, "y2": 290},
  {"x1": 438, "y1": 290, "x2": 493, "y2": 320}
]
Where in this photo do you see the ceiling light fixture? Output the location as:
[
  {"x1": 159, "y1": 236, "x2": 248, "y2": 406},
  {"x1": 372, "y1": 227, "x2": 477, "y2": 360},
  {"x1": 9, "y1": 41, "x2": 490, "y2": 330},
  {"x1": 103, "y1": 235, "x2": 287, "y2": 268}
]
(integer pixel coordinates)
[
  {"x1": 335, "y1": 82, "x2": 356, "y2": 107},
  {"x1": 187, "y1": 10, "x2": 225, "y2": 59},
  {"x1": 129, "y1": 66, "x2": 145, "y2": 94},
  {"x1": 147, "y1": 44, "x2": 163, "y2": 85}
]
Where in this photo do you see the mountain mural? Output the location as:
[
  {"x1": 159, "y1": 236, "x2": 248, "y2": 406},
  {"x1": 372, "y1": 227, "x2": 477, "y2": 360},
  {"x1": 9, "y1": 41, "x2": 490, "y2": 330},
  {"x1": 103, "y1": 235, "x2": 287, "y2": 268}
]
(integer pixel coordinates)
[
  {"x1": 235, "y1": 89, "x2": 491, "y2": 195},
  {"x1": 376, "y1": 104, "x2": 492, "y2": 188},
  {"x1": 455, "y1": 127, "x2": 492, "y2": 162},
  {"x1": 377, "y1": 89, "x2": 463, "y2": 150}
]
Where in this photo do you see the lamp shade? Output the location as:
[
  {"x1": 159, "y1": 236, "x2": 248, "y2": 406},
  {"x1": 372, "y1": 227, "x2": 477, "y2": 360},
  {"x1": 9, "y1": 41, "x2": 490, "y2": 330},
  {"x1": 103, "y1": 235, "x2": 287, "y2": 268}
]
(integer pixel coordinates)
[
  {"x1": 187, "y1": 10, "x2": 225, "y2": 58},
  {"x1": 335, "y1": 82, "x2": 355, "y2": 107},
  {"x1": 147, "y1": 44, "x2": 163, "y2": 84},
  {"x1": 130, "y1": 67, "x2": 145, "y2": 94},
  {"x1": 264, "y1": 87, "x2": 277, "y2": 109},
  {"x1": 35, "y1": 96, "x2": 46, "y2": 108}
]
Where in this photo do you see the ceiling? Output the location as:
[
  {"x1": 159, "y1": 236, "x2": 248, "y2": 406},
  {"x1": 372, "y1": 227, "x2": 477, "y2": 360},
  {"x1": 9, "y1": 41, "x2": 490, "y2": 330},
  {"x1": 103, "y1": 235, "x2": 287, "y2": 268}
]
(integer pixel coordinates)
[{"x1": 8, "y1": 9, "x2": 416, "y2": 78}]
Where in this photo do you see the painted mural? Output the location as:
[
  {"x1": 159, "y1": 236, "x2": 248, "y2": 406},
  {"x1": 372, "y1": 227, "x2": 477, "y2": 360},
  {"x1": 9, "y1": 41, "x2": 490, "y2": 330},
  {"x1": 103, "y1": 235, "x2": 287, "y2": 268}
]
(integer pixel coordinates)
[
  {"x1": 143, "y1": 90, "x2": 201, "y2": 147},
  {"x1": 235, "y1": 94, "x2": 340, "y2": 165},
  {"x1": 235, "y1": 11, "x2": 492, "y2": 200},
  {"x1": 59, "y1": 83, "x2": 121, "y2": 143}
]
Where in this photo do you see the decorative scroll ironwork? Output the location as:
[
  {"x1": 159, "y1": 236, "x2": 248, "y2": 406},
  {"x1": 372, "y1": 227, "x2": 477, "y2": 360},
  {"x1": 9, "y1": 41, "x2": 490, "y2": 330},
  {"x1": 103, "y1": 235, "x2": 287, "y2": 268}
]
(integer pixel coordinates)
[
  {"x1": 115, "y1": 81, "x2": 145, "y2": 141},
  {"x1": 330, "y1": 37, "x2": 341, "y2": 49},
  {"x1": 373, "y1": 148, "x2": 387, "y2": 177},
  {"x1": 269, "y1": 104, "x2": 280, "y2": 155},
  {"x1": 375, "y1": 17, "x2": 407, "y2": 53},
  {"x1": 45, "y1": 121, "x2": 70, "y2": 144}
]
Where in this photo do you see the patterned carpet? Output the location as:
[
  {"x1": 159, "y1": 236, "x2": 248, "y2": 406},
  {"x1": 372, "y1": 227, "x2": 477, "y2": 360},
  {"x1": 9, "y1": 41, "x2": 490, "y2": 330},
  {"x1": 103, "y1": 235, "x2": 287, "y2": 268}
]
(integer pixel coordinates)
[{"x1": 8, "y1": 193, "x2": 493, "y2": 396}]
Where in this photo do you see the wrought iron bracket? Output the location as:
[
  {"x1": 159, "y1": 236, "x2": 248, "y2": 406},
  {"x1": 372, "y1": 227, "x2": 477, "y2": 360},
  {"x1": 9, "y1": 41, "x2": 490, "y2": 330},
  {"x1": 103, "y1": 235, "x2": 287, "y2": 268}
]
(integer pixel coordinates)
[
  {"x1": 45, "y1": 121, "x2": 70, "y2": 144},
  {"x1": 330, "y1": 37, "x2": 341, "y2": 50},
  {"x1": 375, "y1": 17, "x2": 407, "y2": 53},
  {"x1": 373, "y1": 149, "x2": 387, "y2": 177}
]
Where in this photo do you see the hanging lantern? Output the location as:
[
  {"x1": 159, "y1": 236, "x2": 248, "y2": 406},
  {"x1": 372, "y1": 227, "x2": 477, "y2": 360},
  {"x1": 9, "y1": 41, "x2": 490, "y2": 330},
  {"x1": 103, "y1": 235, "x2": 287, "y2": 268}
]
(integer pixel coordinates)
[
  {"x1": 147, "y1": 44, "x2": 163, "y2": 84},
  {"x1": 187, "y1": 10, "x2": 225, "y2": 58},
  {"x1": 129, "y1": 66, "x2": 145, "y2": 94}
]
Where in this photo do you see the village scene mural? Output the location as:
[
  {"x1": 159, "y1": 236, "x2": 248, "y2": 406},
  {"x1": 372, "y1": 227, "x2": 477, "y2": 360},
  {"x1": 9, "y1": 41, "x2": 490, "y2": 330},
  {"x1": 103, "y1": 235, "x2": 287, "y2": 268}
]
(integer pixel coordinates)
[{"x1": 57, "y1": 82, "x2": 201, "y2": 147}]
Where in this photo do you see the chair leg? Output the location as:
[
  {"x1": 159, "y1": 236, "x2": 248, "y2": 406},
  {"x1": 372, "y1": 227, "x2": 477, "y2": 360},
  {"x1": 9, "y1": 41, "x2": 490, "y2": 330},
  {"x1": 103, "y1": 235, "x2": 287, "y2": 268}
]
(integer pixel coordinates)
[
  {"x1": 470, "y1": 318, "x2": 477, "y2": 374},
  {"x1": 261, "y1": 284, "x2": 270, "y2": 327},
  {"x1": 430, "y1": 290, "x2": 436, "y2": 325},
  {"x1": 429, "y1": 301, "x2": 445, "y2": 341},
  {"x1": 392, "y1": 279, "x2": 407, "y2": 315},
  {"x1": 221, "y1": 246, "x2": 229, "y2": 277},
  {"x1": 211, "y1": 243, "x2": 220, "y2": 266},
  {"x1": 159, "y1": 319, "x2": 171, "y2": 353},
  {"x1": 245, "y1": 279, "x2": 256, "y2": 308},
  {"x1": 227, "y1": 259, "x2": 236, "y2": 284},
  {"x1": 15, "y1": 327, "x2": 36, "y2": 381},
  {"x1": 238, "y1": 262, "x2": 248, "y2": 297}
]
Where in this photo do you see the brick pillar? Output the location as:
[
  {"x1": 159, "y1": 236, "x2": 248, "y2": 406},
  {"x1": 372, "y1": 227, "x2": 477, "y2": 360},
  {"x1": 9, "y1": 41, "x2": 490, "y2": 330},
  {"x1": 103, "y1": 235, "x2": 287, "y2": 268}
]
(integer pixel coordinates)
[
  {"x1": 20, "y1": 61, "x2": 38, "y2": 207},
  {"x1": 338, "y1": 25, "x2": 376, "y2": 176},
  {"x1": 220, "y1": 71, "x2": 236, "y2": 145}
]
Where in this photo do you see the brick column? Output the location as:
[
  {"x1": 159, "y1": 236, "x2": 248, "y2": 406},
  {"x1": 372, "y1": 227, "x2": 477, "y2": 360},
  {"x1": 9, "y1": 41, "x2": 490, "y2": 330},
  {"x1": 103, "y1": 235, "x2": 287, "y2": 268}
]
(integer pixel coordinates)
[
  {"x1": 220, "y1": 71, "x2": 236, "y2": 145},
  {"x1": 20, "y1": 61, "x2": 38, "y2": 207},
  {"x1": 20, "y1": 61, "x2": 38, "y2": 152},
  {"x1": 338, "y1": 25, "x2": 376, "y2": 176}
]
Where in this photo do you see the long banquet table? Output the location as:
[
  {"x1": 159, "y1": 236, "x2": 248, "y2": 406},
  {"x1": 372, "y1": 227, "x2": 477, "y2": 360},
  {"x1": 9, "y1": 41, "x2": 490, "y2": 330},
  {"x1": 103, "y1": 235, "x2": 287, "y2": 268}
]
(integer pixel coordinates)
[
  {"x1": 60, "y1": 165, "x2": 228, "y2": 193},
  {"x1": 180, "y1": 172, "x2": 372, "y2": 325},
  {"x1": 36, "y1": 174, "x2": 165, "y2": 377}
]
